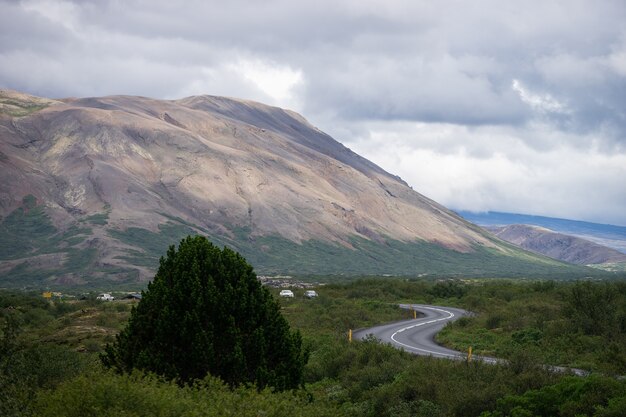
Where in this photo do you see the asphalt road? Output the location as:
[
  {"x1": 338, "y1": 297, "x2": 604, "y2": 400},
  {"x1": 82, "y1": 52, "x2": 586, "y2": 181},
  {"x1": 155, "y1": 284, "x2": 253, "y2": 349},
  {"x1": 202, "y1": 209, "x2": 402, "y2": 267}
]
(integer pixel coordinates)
[
  {"x1": 352, "y1": 304, "x2": 498, "y2": 363},
  {"x1": 353, "y1": 304, "x2": 591, "y2": 375}
]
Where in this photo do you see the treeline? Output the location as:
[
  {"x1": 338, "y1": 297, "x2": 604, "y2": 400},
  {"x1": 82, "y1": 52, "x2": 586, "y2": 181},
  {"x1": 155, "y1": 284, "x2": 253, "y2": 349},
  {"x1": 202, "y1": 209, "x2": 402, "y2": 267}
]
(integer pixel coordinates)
[{"x1": 2, "y1": 279, "x2": 626, "y2": 416}]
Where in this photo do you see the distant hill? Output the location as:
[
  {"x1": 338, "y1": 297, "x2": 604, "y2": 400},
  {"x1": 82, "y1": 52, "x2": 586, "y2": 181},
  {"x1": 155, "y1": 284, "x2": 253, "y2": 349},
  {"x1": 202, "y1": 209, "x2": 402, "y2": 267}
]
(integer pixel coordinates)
[
  {"x1": 457, "y1": 211, "x2": 626, "y2": 254},
  {"x1": 486, "y1": 224, "x2": 626, "y2": 265},
  {"x1": 0, "y1": 90, "x2": 597, "y2": 287}
]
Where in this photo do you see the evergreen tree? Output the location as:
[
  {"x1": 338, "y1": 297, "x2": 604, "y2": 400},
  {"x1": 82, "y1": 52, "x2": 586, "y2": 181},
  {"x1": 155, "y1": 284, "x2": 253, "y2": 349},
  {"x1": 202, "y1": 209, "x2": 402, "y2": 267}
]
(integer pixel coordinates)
[{"x1": 102, "y1": 236, "x2": 307, "y2": 391}]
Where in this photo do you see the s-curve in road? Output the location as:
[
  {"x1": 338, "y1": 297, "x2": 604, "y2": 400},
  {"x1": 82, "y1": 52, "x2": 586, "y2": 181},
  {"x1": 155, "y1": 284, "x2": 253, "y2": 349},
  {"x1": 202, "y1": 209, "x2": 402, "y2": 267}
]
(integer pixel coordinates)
[{"x1": 353, "y1": 304, "x2": 498, "y2": 364}]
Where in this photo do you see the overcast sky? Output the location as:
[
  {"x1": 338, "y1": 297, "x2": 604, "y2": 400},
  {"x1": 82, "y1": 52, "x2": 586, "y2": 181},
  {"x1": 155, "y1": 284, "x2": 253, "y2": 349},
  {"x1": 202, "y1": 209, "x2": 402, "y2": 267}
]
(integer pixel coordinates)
[{"x1": 1, "y1": 0, "x2": 625, "y2": 225}]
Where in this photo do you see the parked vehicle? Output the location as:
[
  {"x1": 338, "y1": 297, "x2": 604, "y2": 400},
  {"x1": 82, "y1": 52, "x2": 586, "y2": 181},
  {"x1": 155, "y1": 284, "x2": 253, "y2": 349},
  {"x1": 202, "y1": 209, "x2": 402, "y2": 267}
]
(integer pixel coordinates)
[
  {"x1": 304, "y1": 290, "x2": 318, "y2": 298},
  {"x1": 124, "y1": 293, "x2": 142, "y2": 300},
  {"x1": 279, "y1": 289, "x2": 294, "y2": 298},
  {"x1": 96, "y1": 293, "x2": 115, "y2": 301}
]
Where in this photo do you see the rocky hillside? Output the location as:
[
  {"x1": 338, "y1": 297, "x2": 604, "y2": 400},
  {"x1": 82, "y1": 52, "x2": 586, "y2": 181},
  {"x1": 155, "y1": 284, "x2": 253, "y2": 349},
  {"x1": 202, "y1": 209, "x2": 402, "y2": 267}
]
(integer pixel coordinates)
[
  {"x1": 458, "y1": 210, "x2": 626, "y2": 254},
  {"x1": 0, "y1": 89, "x2": 590, "y2": 286},
  {"x1": 487, "y1": 224, "x2": 626, "y2": 265}
]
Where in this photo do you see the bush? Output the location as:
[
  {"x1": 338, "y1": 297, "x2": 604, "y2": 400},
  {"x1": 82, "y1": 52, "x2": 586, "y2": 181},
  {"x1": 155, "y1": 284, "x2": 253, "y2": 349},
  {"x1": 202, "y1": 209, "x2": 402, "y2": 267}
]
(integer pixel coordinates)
[
  {"x1": 102, "y1": 236, "x2": 307, "y2": 390},
  {"x1": 488, "y1": 376, "x2": 626, "y2": 417},
  {"x1": 1, "y1": 312, "x2": 87, "y2": 417},
  {"x1": 33, "y1": 371, "x2": 341, "y2": 417}
]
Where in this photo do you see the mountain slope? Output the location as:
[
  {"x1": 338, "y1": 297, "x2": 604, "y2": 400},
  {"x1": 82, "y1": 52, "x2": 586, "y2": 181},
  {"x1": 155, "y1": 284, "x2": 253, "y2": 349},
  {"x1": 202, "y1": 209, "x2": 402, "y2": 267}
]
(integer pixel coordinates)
[
  {"x1": 487, "y1": 224, "x2": 626, "y2": 265},
  {"x1": 0, "y1": 90, "x2": 593, "y2": 286},
  {"x1": 457, "y1": 211, "x2": 626, "y2": 254}
]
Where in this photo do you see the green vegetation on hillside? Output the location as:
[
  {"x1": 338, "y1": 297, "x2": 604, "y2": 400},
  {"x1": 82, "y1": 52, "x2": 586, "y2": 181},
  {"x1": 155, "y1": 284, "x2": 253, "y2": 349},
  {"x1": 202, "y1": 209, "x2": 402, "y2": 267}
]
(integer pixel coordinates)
[
  {"x1": 239, "y1": 232, "x2": 583, "y2": 277},
  {"x1": 0, "y1": 97, "x2": 49, "y2": 117},
  {"x1": 0, "y1": 197, "x2": 124, "y2": 286},
  {"x1": 0, "y1": 195, "x2": 58, "y2": 259},
  {"x1": 81, "y1": 212, "x2": 109, "y2": 226},
  {"x1": 1, "y1": 200, "x2": 615, "y2": 287},
  {"x1": 108, "y1": 222, "x2": 201, "y2": 268},
  {"x1": 592, "y1": 262, "x2": 626, "y2": 272},
  {"x1": 2, "y1": 278, "x2": 626, "y2": 416},
  {"x1": 107, "y1": 221, "x2": 598, "y2": 282}
]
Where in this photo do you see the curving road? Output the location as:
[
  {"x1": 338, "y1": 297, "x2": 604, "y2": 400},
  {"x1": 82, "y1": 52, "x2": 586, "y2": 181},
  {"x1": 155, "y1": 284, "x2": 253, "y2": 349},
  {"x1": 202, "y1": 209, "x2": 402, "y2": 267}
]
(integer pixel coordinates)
[
  {"x1": 353, "y1": 304, "x2": 498, "y2": 363},
  {"x1": 353, "y1": 304, "x2": 590, "y2": 375}
]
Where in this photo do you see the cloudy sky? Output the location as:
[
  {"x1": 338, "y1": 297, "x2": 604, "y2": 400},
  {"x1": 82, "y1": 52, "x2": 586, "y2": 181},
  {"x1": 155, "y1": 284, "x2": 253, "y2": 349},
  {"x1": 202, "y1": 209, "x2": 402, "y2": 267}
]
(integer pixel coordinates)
[{"x1": 1, "y1": 0, "x2": 625, "y2": 225}]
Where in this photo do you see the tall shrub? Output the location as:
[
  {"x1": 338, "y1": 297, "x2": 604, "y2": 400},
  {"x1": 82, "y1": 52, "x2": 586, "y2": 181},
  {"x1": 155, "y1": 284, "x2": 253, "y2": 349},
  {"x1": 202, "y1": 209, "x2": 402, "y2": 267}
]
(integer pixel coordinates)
[{"x1": 102, "y1": 236, "x2": 307, "y2": 390}]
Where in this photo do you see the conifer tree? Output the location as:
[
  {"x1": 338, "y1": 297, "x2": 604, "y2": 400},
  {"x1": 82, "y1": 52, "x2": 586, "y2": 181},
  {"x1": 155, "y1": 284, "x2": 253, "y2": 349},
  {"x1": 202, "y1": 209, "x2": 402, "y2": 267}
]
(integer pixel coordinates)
[{"x1": 102, "y1": 235, "x2": 307, "y2": 390}]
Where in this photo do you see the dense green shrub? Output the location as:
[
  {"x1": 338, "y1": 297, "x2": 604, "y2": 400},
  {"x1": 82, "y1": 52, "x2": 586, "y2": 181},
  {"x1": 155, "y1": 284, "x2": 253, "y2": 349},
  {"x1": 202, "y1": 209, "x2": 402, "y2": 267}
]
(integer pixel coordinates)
[
  {"x1": 102, "y1": 236, "x2": 307, "y2": 390},
  {"x1": 482, "y1": 376, "x2": 626, "y2": 417},
  {"x1": 438, "y1": 280, "x2": 626, "y2": 374},
  {"x1": 1, "y1": 312, "x2": 87, "y2": 417},
  {"x1": 33, "y1": 371, "x2": 342, "y2": 417},
  {"x1": 565, "y1": 281, "x2": 619, "y2": 336}
]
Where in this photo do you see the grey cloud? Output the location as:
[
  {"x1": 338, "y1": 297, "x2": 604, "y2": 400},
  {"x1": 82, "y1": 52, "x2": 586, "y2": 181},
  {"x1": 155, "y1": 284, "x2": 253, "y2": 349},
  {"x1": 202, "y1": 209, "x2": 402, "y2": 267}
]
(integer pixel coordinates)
[
  {"x1": 300, "y1": 52, "x2": 530, "y2": 125},
  {"x1": 0, "y1": 2, "x2": 73, "y2": 53},
  {"x1": 66, "y1": 0, "x2": 409, "y2": 54},
  {"x1": 343, "y1": 123, "x2": 626, "y2": 225},
  {"x1": 529, "y1": 52, "x2": 626, "y2": 145},
  {"x1": 3, "y1": 0, "x2": 624, "y2": 136}
]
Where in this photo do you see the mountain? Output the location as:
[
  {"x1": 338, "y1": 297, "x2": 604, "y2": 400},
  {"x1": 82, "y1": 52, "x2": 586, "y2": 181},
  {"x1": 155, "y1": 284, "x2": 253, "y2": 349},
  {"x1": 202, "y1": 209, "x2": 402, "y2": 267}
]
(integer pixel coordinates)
[
  {"x1": 0, "y1": 89, "x2": 594, "y2": 287},
  {"x1": 486, "y1": 224, "x2": 626, "y2": 265},
  {"x1": 457, "y1": 211, "x2": 626, "y2": 254}
]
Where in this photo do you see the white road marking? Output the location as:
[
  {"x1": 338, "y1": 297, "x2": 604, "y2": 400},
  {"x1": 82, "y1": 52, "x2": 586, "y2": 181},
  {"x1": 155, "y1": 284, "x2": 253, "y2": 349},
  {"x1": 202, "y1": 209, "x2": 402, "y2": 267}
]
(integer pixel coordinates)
[
  {"x1": 366, "y1": 305, "x2": 580, "y2": 371},
  {"x1": 390, "y1": 305, "x2": 461, "y2": 358}
]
